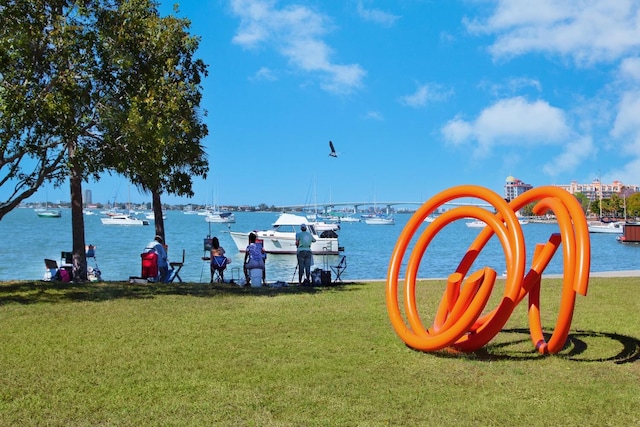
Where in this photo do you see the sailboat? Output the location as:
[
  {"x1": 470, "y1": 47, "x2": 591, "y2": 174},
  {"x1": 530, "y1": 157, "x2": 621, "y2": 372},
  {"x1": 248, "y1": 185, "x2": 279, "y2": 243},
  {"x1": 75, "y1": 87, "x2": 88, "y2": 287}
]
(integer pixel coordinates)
[
  {"x1": 588, "y1": 179, "x2": 624, "y2": 234},
  {"x1": 37, "y1": 208, "x2": 62, "y2": 218},
  {"x1": 35, "y1": 192, "x2": 61, "y2": 218},
  {"x1": 363, "y1": 192, "x2": 394, "y2": 225},
  {"x1": 100, "y1": 185, "x2": 149, "y2": 225},
  {"x1": 204, "y1": 186, "x2": 235, "y2": 223}
]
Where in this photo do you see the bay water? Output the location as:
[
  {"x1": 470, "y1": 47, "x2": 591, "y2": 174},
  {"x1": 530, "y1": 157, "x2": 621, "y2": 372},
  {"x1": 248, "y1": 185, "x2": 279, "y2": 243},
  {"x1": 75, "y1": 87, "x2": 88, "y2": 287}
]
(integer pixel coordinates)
[{"x1": 1, "y1": 208, "x2": 638, "y2": 283}]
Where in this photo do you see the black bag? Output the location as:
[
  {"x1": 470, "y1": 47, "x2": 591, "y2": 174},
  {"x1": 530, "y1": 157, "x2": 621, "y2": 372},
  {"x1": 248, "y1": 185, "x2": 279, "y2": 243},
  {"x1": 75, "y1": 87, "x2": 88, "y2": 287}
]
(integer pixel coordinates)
[
  {"x1": 311, "y1": 268, "x2": 322, "y2": 286},
  {"x1": 321, "y1": 270, "x2": 332, "y2": 286}
]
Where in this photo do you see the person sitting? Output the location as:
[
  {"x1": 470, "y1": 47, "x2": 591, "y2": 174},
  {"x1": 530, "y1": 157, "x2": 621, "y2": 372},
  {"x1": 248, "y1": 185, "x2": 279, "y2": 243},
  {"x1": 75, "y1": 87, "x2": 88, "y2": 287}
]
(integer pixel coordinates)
[
  {"x1": 243, "y1": 232, "x2": 265, "y2": 286},
  {"x1": 143, "y1": 235, "x2": 169, "y2": 282},
  {"x1": 210, "y1": 236, "x2": 230, "y2": 282}
]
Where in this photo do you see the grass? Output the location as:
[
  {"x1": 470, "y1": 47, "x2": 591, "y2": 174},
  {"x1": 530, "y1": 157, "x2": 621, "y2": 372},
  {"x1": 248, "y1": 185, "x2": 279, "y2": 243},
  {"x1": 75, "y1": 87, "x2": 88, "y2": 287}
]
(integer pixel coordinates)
[{"x1": 0, "y1": 277, "x2": 639, "y2": 426}]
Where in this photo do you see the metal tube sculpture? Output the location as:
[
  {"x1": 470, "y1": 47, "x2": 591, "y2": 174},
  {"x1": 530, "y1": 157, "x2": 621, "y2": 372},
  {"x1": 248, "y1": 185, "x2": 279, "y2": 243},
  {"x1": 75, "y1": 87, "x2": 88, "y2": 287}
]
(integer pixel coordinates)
[{"x1": 386, "y1": 185, "x2": 591, "y2": 354}]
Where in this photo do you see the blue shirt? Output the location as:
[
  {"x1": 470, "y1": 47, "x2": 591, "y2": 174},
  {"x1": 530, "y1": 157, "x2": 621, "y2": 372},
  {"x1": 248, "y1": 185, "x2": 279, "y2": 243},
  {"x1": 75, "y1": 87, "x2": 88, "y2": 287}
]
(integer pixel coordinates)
[{"x1": 296, "y1": 230, "x2": 315, "y2": 252}]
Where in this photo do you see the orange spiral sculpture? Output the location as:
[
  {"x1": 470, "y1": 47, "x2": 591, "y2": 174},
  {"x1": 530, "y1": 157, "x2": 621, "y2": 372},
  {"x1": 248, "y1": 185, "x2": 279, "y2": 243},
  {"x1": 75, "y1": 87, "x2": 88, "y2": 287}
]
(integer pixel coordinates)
[{"x1": 386, "y1": 185, "x2": 591, "y2": 354}]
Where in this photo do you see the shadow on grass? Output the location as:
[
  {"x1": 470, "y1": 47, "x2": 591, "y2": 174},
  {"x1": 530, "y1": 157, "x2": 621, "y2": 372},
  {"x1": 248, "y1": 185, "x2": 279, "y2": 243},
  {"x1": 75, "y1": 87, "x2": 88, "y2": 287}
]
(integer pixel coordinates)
[
  {"x1": 425, "y1": 328, "x2": 640, "y2": 365},
  {"x1": 0, "y1": 280, "x2": 361, "y2": 305}
]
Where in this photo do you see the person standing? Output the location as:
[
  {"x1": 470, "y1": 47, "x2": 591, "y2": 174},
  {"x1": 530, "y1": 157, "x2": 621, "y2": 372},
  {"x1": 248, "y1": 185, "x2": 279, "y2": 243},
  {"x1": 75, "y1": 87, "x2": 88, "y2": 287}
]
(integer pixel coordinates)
[
  {"x1": 295, "y1": 224, "x2": 315, "y2": 285},
  {"x1": 144, "y1": 235, "x2": 169, "y2": 282}
]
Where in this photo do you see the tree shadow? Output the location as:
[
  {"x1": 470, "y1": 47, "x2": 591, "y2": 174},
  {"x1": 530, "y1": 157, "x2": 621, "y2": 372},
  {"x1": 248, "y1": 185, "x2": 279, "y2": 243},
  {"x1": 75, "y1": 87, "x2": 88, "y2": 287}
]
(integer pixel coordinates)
[
  {"x1": 0, "y1": 280, "x2": 357, "y2": 305},
  {"x1": 423, "y1": 328, "x2": 640, "y2": 364}
]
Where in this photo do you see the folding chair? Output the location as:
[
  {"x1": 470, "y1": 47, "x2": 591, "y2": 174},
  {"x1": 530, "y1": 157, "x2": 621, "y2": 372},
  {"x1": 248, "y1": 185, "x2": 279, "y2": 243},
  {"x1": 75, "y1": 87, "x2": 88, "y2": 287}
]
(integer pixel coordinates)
[
  {"x1": 43, "y1": 258, "x2": 71, "y2": 282},
  {"x1": 169, "y1": 249, "x2": 185, "y2": 283},
  {"x1": 211, "y1": 255, "x2": 227, "y2": 283},
  {"x1": 330, "y1": 255, "x2": 347, "y2": 283},
  {"x1": 44, "y1": 259, "x2": 60, "y2": 281},
  {"x1": 61, "y1": 250, "x2": 73, "y2": 270}
]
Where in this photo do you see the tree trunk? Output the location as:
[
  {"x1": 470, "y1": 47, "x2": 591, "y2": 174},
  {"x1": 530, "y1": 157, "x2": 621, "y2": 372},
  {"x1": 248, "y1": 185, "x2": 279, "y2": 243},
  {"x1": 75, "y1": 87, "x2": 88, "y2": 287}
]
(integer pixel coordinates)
[
  {"x1": 152, "y1": 188, "x2": 165, "y2": 243},
  {"x1": 70, "y1": 163, "x2": 87, "y2": 282}
]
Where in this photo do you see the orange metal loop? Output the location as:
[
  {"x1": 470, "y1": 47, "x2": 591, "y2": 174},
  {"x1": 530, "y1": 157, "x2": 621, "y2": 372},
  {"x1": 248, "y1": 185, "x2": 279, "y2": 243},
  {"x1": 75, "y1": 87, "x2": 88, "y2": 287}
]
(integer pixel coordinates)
[{"x1": 385, "y1": 185, "x2": 591, "y2": 354}]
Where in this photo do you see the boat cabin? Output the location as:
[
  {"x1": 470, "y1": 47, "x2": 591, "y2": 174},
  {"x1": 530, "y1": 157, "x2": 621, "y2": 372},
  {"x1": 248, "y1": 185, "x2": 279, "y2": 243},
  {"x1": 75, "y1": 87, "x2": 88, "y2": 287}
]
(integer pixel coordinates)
[{"x1": 617, "y1": 223, "x2": 640, "y2": 244}]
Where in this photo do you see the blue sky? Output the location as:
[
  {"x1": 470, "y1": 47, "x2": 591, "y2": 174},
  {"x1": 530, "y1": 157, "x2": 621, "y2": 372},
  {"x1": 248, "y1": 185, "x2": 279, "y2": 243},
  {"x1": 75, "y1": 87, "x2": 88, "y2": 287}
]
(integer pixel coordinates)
[{"x1": 26, "y1": 0, "x2": 640, "y2": 207}]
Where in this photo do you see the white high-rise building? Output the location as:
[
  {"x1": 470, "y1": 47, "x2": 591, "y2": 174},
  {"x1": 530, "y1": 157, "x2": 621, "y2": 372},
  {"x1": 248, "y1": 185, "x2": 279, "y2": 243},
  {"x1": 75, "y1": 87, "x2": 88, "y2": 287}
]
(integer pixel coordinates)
[{"x1": 504, "y1": 176, "x2": 533, "y2": 201}]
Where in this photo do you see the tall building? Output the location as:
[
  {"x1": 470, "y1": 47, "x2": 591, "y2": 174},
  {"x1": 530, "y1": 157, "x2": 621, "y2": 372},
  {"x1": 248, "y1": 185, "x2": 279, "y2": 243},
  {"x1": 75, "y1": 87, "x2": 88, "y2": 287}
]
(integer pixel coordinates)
[
  {"x1": 554, "y1": 179, "x2": 639, "y2": 203},
  {"x1": 83, "y1": 189, "x2": 92, "y2": 206},
  {"x1": 504, "y1": 176, "x2": 533, "y2": 201}
]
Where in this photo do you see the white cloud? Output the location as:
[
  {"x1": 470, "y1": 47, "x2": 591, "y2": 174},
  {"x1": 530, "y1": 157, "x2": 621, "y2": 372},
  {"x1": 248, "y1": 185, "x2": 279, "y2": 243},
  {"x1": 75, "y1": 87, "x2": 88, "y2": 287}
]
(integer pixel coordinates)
[
  {"x1": 619, "y1": 57, "x2": 640, "y2": 82},
  {"x1": 610, "y1": 90, "x2": 640, "y2": 146},
  {"x1": 542, "y1": 136, "x2": 596, "y2": 176},
  {"x1": 466, "y1": 0, "x2": 640, "y2": 65},
  {"x1": 230, "y1": 0, "x2": 365, "y2": 95},
  {"x1": 251, "y1": 66, "x2": 278, "y2": 81},
  {"x1": 363, "y1": 111, "x2": 383, "y2": 121},
  {"x1": 442, "y1": 96, "x2": 570, "y2": 154},
  {"x1": 605, "y1": 157, "x2": 640, "y2": 189},
  {"x1": 399, "y1": 83, "x2": 451, "y2": 108},
  {"x1": 356, "y1": 0, "x2": 399, "y2": 27}
]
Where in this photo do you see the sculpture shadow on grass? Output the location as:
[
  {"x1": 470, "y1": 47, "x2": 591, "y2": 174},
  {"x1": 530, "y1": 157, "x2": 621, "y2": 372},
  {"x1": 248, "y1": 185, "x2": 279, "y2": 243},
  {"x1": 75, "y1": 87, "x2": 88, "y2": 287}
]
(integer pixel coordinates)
[{"x1": 427, "y1": 328, "x2": 640, "y2": 365}]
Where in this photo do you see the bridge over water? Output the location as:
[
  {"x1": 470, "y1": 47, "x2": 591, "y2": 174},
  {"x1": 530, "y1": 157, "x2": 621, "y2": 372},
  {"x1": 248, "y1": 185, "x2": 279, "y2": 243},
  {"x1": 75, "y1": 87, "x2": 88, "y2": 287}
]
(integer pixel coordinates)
[{"x1": 274, "y1": 200, "x2": 492, "y2": 215}]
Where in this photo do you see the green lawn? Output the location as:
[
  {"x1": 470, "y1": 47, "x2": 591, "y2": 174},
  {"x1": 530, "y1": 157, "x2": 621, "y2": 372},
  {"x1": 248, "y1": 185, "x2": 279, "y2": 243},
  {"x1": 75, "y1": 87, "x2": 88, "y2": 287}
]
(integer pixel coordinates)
[{"x1": 1, "y1": 278, "x2": 639, "y2": 426}]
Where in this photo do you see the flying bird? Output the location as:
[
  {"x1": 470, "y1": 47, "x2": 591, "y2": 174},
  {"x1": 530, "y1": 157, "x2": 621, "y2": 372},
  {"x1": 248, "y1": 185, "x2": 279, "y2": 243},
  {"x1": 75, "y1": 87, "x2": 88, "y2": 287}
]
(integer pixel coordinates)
[{"x1": 329, "y1": 140, "x2": 338, "y2": 157}]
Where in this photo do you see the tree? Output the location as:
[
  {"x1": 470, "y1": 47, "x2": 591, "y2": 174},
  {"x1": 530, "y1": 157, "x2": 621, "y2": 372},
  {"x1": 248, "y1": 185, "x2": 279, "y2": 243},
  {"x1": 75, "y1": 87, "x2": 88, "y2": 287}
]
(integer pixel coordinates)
[
  {"x1": 573, "y1": 192, "x2": 590, "y2": 214},
  {"x1": 625, "y1": 192, "x2": 640, "y2": 219},
  {"x1": 98, "y1": 1, "x2": 209, "y2": 243},
  {"x1": 1, "y1": 0, "x2": 110, "y2": 281},
  {"x1": 0, "y1": 0, "x2": 83, "y2": 219},
  {"x1": 1, "y1": 0, "x2": 208, "y2": 280}
]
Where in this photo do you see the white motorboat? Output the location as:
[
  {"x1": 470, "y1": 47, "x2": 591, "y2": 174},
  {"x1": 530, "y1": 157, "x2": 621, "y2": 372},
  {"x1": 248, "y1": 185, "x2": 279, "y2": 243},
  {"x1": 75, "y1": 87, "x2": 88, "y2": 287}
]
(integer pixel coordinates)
[
  {"x1": 100, "y1": 214, "x2": 149, "y2": 226},
  {"x1": 339, "y1": 215, "x2": 360, "y2": 223},
  {"x1": 588, "y1": 221, "x2": 624, "y2": 234},
  {"x1": 205, "y1": 211, "x2": 235, "y2": 223},
  {"x1": 466, "y1": 218, "x2": 529, "y2": 228},
  {"x1": 229, "y1": 213, "x2": 341, "y2": 254},
  {"x1": 311, "y1": 221, "x2": 340, "y2": 232},
  {"x1": 465, "y1": 219, "x2": 486, "y2": 228},
  {"x1": 145, "y1": 212, "x2": 167, "y2": 220},
  {"x1": 183, "y1": 204, "x2": 198, "y2": 214},
  {"x1": 364, "y1": 216, "x2": 395, "y2": 225}
]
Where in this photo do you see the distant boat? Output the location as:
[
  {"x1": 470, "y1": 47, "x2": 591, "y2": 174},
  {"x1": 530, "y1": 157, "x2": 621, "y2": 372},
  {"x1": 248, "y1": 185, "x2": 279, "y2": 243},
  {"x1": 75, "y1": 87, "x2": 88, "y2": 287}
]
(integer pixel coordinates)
[
  {"x1": 465, "y1": 219, "x2": 486, "y2": 228},
  {"x1": 466, "y1": 218, "x2": 529, "y2": 228},
  {"x1": 37, "y1": 209, "x2": 62, "y2": 218},
  {"x1": 183, "y1": 204, "x2": 198, "y2": 215},
  {"x1": 588, "y1": 221, "x2": 624, "y2": 234},
  {"x1": 35, "y1": 199, "x2": 61, "y2": 218},
  {"x1": 101, "y1": 214, "x2": 149, "y2": 226},
  {"x1": 339, "y1": 215, "x2": 360, "y2": 223},
  {"x1": 145, "y1": 212, "x2": 166, "y2": 220},
  {"x1": 364, "y1": 216, "x2": 395, "y2": 225},
  {"x1": 204, "y1": 211, "x2": 235, "y2": 223}
]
